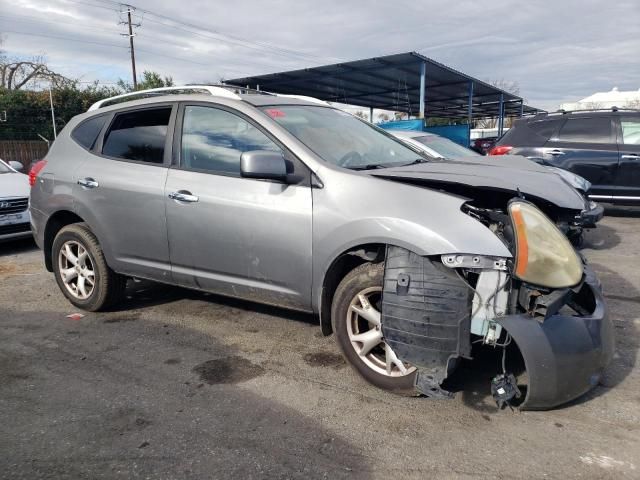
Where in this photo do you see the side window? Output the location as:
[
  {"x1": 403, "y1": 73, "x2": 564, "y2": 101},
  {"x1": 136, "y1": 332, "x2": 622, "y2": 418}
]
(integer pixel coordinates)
[
  {"x1": 72, "y1": 115, "x2": 107, "y2": 150},
  {"x1": 102, "y1": 107, "x2": 172, "y2": 164},
  {"x1": 621, "y1": 119, "x2": 640, "y2": 145},
  {"x1": 553, "y1": 117, "x2": 612, "y2": 144},
  {"x1": 528, "y1": 120, "x2": 560, "y2": 141},
  {"x1": 181, "y1": 105, "x2": 281, "y2": 175}
]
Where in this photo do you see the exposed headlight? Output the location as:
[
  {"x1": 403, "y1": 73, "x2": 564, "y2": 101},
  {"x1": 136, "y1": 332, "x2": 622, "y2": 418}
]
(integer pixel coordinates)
[{"x1": 509, "y1": 200, "x2": 583, "y2": 288}]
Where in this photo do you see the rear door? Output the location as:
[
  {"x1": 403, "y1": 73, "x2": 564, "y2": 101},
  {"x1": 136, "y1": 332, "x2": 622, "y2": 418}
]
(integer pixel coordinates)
[
  {"x1": 615, "y1": 115, "x2": 640, "y2": 198},
  {"x1": 542, "y1": 115, "x2": 618, "y2": 196},
  {"x1": 164, "y1": 103, "x2": 313, "y2": 310},
  {"x1": 73, "y1": 105, "x2": 176, "y2": 281}
]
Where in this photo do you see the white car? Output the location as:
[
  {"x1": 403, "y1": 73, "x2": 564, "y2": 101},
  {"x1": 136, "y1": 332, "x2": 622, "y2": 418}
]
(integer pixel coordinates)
[{"x1": 0, "y1": 159, "x2": 32, "y2": 242}]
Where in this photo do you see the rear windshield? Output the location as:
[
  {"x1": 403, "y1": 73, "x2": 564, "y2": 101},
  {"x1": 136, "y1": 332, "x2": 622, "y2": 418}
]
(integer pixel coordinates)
[{"x1": 260, "y1": 106, "x2": 425, "y2": 169}]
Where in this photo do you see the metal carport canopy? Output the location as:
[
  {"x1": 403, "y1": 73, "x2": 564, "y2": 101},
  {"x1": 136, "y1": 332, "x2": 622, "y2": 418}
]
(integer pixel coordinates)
[{"x1": 227, "y1": 52, "x2": 541, "y2": 119}]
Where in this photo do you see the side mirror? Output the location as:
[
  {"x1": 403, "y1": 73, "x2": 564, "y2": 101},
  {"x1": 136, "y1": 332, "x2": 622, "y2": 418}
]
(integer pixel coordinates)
[
  {"x1": 240, "y1": 150, "x2": 288, "y2": 182},
  {"x1": 9, "y1": 161, "x2": 24, "y2": 172}
]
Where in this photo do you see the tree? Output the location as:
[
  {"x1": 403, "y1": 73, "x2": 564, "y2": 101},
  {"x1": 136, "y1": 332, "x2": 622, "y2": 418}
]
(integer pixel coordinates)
[
  {"x1": 475, "y1": 79, "x2": 522, "y2": 129},
  {"x1": 117, "y1": 70, "x2": 174, "y2": 92},
  {"x1": 1, "y1": 55, "x2": 73, "y2": 90}
]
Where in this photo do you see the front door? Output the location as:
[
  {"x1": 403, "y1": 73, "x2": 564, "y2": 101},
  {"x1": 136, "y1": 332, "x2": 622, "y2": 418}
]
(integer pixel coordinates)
[
  {"x1": 165, "y1": 104, "x2": 313, "y2": 310},
  {"x1": 616, "y1": 116, "x2": 640, "y2": 199}
]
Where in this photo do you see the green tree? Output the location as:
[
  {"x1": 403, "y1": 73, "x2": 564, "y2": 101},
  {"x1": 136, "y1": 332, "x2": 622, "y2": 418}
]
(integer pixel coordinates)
[{"x1": 117, "y1": 70, "x2": 174, "y2": 92}]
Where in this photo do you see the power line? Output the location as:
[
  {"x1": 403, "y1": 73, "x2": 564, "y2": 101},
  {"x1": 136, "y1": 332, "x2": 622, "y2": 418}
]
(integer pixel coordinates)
[
  {"x1": 2, "y1": 30, "x2": 210, "y2": 66},
  {"x1": 90, "y1": 0, "x2": 338, "y2": 63}
]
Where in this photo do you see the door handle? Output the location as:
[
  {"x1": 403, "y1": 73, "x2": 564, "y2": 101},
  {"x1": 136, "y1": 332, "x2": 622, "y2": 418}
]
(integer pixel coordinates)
[
  {"x1": 621, "y1": 154, "x2": 640, "y2": 160},
  {"x1": 77, "y1": 177, "x2": 99, "y2": 189},
  {"x1": 168, "y1": 191, "x2": 199, "y2": 203},
  {"x1": 547, "y1": 149, "x2": 565, "y2": 156}
]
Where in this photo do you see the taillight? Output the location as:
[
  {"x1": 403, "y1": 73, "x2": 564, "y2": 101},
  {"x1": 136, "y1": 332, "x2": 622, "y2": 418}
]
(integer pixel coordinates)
[
  {"x1": 28, "y1": 160, "x2": 47, "y2": 187},
  {"x1": 488, "y1": 145, "x2": 513, "y2": 156}
]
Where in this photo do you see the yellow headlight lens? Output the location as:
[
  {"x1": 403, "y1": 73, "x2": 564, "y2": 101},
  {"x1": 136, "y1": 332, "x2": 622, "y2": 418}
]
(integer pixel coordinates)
[{"x1": 509, "y1": 201, "x2": 583, "y2": 288}]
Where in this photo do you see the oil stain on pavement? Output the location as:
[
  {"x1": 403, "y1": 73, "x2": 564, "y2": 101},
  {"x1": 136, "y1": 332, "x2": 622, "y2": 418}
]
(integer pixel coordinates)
[{"x1": 193, "y1": 356, "x2": 265, "y2": 384}]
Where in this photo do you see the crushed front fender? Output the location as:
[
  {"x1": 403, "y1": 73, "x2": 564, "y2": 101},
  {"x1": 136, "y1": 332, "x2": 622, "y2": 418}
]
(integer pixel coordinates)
[{"x1": 497, "y1": 267, "x2": 614, "y2": 410}]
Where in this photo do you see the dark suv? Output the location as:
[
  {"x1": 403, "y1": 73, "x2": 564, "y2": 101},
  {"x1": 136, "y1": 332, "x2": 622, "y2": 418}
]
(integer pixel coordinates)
[{"x1": 491, "y1": 109, "x2": 640, "y2": 204}]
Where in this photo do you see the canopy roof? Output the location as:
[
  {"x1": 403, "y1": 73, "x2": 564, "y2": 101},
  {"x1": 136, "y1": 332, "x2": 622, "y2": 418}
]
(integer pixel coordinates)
[{"x1": 228, "y1": 52, "x2": 542, "y2": 119}]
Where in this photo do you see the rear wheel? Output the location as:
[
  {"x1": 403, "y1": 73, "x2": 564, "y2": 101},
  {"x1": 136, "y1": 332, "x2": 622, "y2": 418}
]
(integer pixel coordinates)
[
  {"x1": 52, "y1": 223, "x2": 126, "y2": 311},
  {"x1": 332, "y1": 262, "x2": 417, "y2": 393}
]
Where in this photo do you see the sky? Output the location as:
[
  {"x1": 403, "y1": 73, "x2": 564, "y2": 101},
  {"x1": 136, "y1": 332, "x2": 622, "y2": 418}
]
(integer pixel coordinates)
[{"x1": 1, "y1": 0, "x2": 639, "y2": 111}]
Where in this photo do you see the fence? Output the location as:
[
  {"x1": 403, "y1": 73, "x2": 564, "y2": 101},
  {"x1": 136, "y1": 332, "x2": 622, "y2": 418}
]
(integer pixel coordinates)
[{"x1": 0, "y1": 140, "x2": 49, "y2": 170}]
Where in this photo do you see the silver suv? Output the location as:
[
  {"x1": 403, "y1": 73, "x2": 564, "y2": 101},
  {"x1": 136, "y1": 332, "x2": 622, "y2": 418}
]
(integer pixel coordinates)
[{"x1": 30, "y1": 86, "x2": 614, "y2": 409}]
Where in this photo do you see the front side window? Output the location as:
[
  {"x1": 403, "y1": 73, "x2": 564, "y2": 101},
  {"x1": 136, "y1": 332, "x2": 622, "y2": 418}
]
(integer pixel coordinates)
[
  {"x1": 181, "y1": 105, "x2": 281, "y2": 175},
  {"x1": 621, "y1": 119, "x2": 640, "y2": 145},
  {"x1": 554, "y1": 117, "x2": 612, "y2": 144},
  {"x1": 260, "y1": 106, "x2": 424, "y2": 169},
  {"x1": 102, "y1": 107, "x2": 172, "y2": 163}
]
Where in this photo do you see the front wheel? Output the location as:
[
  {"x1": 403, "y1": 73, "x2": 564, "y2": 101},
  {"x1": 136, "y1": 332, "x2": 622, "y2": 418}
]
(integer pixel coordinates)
[
  {"x1": 331, "y1": 262, "x2": 417, "y2": 393},
  {"x1": 52, "y1": 223, "x2": 126, "y2": 311}
]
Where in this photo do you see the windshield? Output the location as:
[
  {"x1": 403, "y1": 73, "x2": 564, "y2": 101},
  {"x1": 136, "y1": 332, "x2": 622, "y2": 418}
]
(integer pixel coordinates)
[
  {"x1": 0, "y1": 160, "x2": 12, "y2": 174},
  {"x1": 260, "y1": 106, "x2": 426, "y2": 169},
  {"x1": 412, "y1": 135, "x2": 480, "y2": 158}
]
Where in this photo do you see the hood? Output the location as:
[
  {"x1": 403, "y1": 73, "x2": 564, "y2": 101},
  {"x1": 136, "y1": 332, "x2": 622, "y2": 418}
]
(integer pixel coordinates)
[
  {"x1": 544, "y1": 166, "x2": 591, "y2": 193},
  {"x1": 0, "y1": 172, "x2": 30, "y2": 199},
  {"x1": 369, "y1": 155, "x2": 586, "y2": 211}
]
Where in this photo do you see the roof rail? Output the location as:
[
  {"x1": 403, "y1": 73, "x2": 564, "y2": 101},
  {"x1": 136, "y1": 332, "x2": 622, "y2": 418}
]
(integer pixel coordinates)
[
  {"x1": 88, "y1": 85, "x2": 242, "y2": 111},
  {"x1": 538, "y1": 106, "x2": 640, "y2": 117}
]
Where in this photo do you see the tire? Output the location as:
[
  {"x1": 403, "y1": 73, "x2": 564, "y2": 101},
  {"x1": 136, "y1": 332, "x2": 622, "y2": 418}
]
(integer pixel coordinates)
[
  {"x1": 331, "y1": 262, "x2": 417, "y2": 394},
  {"x1": 52, "y1": 223, "x2": 126, "y2": 311}
]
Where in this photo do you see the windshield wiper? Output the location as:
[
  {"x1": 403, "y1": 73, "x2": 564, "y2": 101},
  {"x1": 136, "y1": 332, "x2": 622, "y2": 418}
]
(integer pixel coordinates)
[
  {"x1": 400, "y1": 158, "x2": 430, "y2": 167},
  {"x1": 349, "y1": 164, "x2": 388, "y2": 170}
]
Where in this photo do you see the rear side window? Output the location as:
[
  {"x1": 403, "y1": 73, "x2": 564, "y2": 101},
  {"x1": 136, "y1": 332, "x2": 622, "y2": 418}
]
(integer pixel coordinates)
[
  {"x1": 621, "y1": 119, "x2": 640, "y2": 145},
  {"x1": 554, "y1": 117, "x2": 612, "y2": 144},
  {"x1": 72, "y1": 115, "x2": 107, "y2": 150},
  {"x1": 528, "y1": 121, "x2": 560, "y2": 141},
  {"x1": 499, "y1": 118, "x2": 561, "y2": 146},
  {"x1": 102, "y1": 108, "x2": 172, "y2": 164}
]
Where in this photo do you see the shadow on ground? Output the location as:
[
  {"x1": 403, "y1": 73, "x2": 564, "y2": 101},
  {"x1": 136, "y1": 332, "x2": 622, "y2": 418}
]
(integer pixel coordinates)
[
  {"x1": 117, "y1": 279, "x2": 317, "y2": 327},
  {"x1": 0, "y1": 236, "x2": 37, "y2": 257},
  {"x1": 0, "y1": 308, "x2": 370, "y2": 479}
]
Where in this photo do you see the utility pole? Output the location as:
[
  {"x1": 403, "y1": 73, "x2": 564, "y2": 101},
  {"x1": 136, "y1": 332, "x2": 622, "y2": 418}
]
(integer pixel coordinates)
[{"x1": 120, "y1": 5, "x2": 140, "y2": 89}]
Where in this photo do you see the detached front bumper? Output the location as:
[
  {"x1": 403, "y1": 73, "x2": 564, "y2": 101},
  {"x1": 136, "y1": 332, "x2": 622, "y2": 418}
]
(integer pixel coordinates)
[{"x1": 497, "y1": 266, "x2": 614, "y2": 410}]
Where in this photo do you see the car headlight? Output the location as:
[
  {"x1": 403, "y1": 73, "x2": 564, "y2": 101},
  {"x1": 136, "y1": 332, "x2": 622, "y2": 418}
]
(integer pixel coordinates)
[{"x1": 509, "y1": 200, "x2": 583, "y2": 288}]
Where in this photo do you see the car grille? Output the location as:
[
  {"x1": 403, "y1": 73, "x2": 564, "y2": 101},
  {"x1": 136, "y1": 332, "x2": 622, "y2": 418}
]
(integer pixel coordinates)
[
  {"x1": 0, "y1": 222, "x2": 31, "y2": 236},
  {"x1": 0, "y1": 197, "x2": 29, "y2": 215}
]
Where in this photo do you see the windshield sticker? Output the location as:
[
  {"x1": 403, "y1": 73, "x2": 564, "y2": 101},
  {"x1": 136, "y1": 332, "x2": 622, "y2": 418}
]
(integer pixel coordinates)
[{"x1": 265, "y1": 108, "x2": 286, "y2": 118}]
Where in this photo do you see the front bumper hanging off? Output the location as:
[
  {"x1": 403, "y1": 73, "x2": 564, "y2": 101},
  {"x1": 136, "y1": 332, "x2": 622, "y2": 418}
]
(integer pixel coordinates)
[
  {"x1": 381, "y1": 247, "x2": 614, "y2": 410},
  {"x1": 497, "y1": 266, "x2": 614, "y2": 410}
]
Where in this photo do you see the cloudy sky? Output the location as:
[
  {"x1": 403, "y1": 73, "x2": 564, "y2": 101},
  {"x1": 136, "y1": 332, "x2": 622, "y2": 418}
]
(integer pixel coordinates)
[{"x1": 1, "y1": 0, "x2": 638, "y2": 110}]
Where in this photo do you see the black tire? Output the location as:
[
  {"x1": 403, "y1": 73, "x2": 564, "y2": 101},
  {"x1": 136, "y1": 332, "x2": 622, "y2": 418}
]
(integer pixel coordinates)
[
  {"x1": 331, "y1": 262, "x2": 417, "y2": 394},
  {"x1": 52, "y1": 223, "x2": 126, "y2": 311}
]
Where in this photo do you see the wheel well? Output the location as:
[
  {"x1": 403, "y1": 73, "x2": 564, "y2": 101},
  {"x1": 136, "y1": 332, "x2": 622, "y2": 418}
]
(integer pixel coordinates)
[
  {"x1": 319, "y1": 243, "x2": 385, "y2": 335},
  {"x1": 43, "y1": 210, "x2": 85, "y2": 272}
]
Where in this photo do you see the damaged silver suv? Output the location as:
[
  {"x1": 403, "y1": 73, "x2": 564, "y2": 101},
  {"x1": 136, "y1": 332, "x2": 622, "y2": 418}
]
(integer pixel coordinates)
[{"x1": 29, "y1": 86, "x2": 614, "y2": 410}]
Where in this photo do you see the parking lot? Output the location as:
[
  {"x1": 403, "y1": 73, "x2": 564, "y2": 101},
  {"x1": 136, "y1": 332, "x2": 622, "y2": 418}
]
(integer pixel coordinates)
[{"x1": 1, "y1": 206, "x2": 639, "y2": 479}]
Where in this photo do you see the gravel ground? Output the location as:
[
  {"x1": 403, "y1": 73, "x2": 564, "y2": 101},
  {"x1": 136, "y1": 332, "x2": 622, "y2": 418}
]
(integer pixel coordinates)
[{"x1": 1, "y1": 206, "x2": 639, "y2": 479}]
